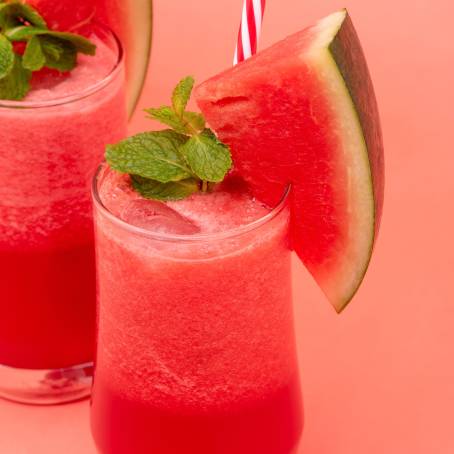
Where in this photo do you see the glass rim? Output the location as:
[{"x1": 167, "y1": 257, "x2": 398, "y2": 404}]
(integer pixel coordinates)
[
  {"x1": 0, "y1": 22, "x2": 124, "y2": 110},
  {"x1": 92, "y1": 165, "x2": 291, "y2": 243}
]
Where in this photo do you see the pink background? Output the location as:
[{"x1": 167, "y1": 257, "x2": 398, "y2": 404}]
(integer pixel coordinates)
[{"x1": 1, "y1": 0, "x2": 453, "y2": 452}]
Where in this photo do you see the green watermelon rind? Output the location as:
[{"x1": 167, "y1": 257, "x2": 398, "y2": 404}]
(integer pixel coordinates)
[{"x1": 308, "y1": 10, "x2": 383, "y2": 310}]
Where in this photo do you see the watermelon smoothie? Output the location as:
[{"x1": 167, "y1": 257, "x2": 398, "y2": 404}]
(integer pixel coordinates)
[
  {"x1": 91, "y1": 168, "x2": 303, "y2": 454},
  {"x1": 0, "y1": 27, "x2": 127, "y2": 403}
]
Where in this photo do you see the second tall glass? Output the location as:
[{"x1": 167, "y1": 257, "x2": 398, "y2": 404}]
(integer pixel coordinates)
[{"x1": 0, "y1": 26, "x2": 127, "y2": 404}]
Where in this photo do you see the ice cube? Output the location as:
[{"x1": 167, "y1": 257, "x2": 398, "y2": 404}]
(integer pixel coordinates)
[{"x1": 121, "y1": 199, "x2": 201, "y2": 235}]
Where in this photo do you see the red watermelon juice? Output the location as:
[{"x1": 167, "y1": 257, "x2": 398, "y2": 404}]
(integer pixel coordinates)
[
  {"x1": 90, "y1": 168, "x2": 303, "y2": 453},
  {"x1": 0, "y1": 28, "x2": 127, "y2": 402}
]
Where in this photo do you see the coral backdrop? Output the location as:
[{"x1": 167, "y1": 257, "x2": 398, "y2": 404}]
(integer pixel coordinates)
[{"x1": 1, "y1": 1, "x2": 453, "y2": 453}]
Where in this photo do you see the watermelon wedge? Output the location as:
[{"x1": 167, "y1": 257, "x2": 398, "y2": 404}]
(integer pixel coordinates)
[
  {"x1": 195, "y1": 10, "x2": 384, "y2": 312},
  {"x1": 27, "y1": 0, "x2": 153, "y2": 116}
]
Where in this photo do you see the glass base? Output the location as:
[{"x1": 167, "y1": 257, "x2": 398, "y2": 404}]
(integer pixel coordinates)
[{"x1": 0, "y1": 361, "x2": 93, "y2": 405}]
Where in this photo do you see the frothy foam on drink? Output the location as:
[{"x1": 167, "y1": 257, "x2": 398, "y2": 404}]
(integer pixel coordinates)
[{"x1": 98, "y1": 168, "x2": 271, "y2": 235}]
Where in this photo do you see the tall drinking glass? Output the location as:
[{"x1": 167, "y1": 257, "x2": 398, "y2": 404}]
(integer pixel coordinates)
[
  {"x1": 90, "y1": 167, "x2": 303, "y2": 454},
  {"x1": 0, "y1": 26, "x2": 127, "y2": 404}
]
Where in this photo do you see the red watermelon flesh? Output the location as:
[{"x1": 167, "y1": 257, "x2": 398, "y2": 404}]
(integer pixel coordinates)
[
  {"x1": 26, "y1": 0, "x2": 153, "y2": 116},
  {"x1": 195, "y1": 10, "x2": 384, "y2": 312}
]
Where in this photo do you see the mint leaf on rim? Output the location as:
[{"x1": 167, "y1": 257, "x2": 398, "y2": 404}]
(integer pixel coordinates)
[
  {"x1": 183, "y1": 111, "x2": 205, "y2": 132},
  {"x1": 106, "y1": 130, "x2": 194, "y2": 183},
  {"x1": 0, "y1": 33, "x2": 13, "y2": 78},
  {"x1": 0, "y1": 2, "x2": 47, "y2": 30},
  {"x1": 5, "y1": 25, "x2": 50, "y2": 41},
  {"x1": 3, "y1": 25, "x2": 41, "y2": 41},
  {"x1": 22, "y1": 35, "x2": 45, "y2": 71},
  {"x1": 0, "y1": 53, "x2": 31, "y2": 100},
  {"x1": 45, "y1": 31, "x2": 96, "y2": 56},
  {"x1": 145, "y1": 77, "x2": 205, "y2": 137},
  {"x1": 5, "y1": 27, "x2": 95, "y2": 55},
  {"x1": 172, "y1": 75, "x2": 194, "y2": 117},
  {"x1": 180, "y1": 132, "x2": 232, "y2": 183},
  {"x1": 146, "y1": 107, "x2": 206, "y2": 136},
  {"x1": 40, "y1": 36, "x2": 76, "y2": 72},
  {"x1": 146, "y1": 106, "x2": 188, "y2": 134},
  {"x1": 131, "y1": 175, "x2": 199, "y2": 201},
  {"x1": 38, "y1": 34, "x2": 62, "y2": 60}
]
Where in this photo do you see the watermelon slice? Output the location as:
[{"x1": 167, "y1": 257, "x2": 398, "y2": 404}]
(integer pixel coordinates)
[
  {"x1": 27, "y1": 0, "x2": 153, "y2": 116},
  {"x1": 195, "y1": 10, "x2": 384, "y2": 312}
]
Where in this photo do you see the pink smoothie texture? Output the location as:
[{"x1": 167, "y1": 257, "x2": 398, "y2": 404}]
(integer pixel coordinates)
[
  {"x1": 91, "y1": 168, "x2": 302, "y2": 453},
  {"x1": 0, "y1": 33, "x2": 128, "y2": 369},
  {"x1": 98, "y1": 169, "x2": 272, "y2": 234}
]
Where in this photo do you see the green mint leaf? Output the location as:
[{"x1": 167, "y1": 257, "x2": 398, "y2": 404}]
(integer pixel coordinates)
[
  {"x1": 45, "y1": 31, "x2": 96, "y2": 56},
  {"x1": 38, "y1": 34, "x2": 62, "y2": 60},
  {"x1": 4, "y1": 27, "x2": 96, "y2": 55},
  {"x1": 5, "y1": 25, "x2": 50, "y2": 41},
  {"x1": 183, "y1": 111, "x2": 205, "y2": 132},
  {"x1": 200, "y1": 128, "x2": 217, "y2": 140},
  {"x1": 0, "y1": 34, "x2": 14, "y2": 79},
  {"x1": 0, "y1": 53, "x2": 31, "y2": 100},
  {"x1": 145, "y1": 107, "x2": 206, "y2": 136},
  {"x1": 22, "y1": 35, "x2": 45, "y2": 71},
  {"x1": 106, "y1": 130, "x2": 194, "y2": 183},
  {"x1": 172, "y1": 76, "x2": 194, "y2": 117},
  {"x1": 4, "y1": 25, "x2": 41, "y2": 41},
  {"x1": 179, "y1": 130, "x2": 232, "y2": 182},
  {"x1": 131, "y1": 175, "x2": 199, "y2": 201},
  {"x1": 145, "y1": 106, "x2": 188, "y2": 134},
  {"x1": 0, "y1": 2, "x2": 47, "y2": 30},
  {"x1": 40, "y1": 36, "x2": 76, "y2": 72}
]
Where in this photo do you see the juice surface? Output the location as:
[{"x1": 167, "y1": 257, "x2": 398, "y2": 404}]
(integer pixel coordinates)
[
  {"x1": 91, "y1": 170, "x2": 303, "y2": 454},
  {"x1": 0, "y1": 35, "x2": 128, "y2": 369}
]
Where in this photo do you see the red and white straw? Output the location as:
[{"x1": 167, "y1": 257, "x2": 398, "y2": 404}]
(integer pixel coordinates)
[{"x1": 233, "y1": 0, "x2": 266, "y2": 65}]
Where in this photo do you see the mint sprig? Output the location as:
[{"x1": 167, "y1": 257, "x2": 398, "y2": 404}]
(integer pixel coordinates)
[
  {"x1": 0, "y1": 0, "x2": 96, "y2": 100},
  {"x1": 105, "y1": 76, "x2": 233, "y2": 201}
]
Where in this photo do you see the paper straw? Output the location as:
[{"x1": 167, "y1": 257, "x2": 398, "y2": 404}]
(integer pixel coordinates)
[{"x1": 233, "y1": 0, "x2": 266, "y2": 65}]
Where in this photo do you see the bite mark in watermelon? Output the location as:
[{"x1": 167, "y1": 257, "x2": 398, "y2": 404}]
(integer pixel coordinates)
[
  {"x1": 195, "y1": 10, "x2": 384, "y2": 312},
  {"x1": 26, "y1": 0, "x2": 153, "y2": 116}
]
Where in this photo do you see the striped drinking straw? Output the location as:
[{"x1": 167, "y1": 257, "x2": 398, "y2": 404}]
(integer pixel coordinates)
[{"x1": 233, "y1": 0, "x2": 266, "y2": 65}]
